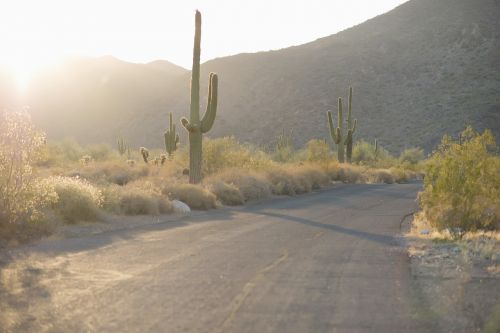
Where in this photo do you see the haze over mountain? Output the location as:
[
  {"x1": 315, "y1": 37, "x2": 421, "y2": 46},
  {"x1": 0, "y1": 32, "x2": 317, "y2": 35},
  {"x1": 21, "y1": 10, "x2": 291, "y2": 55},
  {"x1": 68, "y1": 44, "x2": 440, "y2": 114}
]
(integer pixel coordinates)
[{"x1": 4, "y1": 0, "x2": 500, "y2": 153}]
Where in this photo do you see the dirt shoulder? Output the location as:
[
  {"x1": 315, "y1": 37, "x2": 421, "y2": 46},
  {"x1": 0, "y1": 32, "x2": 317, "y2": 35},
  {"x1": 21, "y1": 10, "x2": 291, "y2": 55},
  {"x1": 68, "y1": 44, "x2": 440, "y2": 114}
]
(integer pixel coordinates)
[{"x1": 403, "y1": 215, "x2": 500, "y2": 332}]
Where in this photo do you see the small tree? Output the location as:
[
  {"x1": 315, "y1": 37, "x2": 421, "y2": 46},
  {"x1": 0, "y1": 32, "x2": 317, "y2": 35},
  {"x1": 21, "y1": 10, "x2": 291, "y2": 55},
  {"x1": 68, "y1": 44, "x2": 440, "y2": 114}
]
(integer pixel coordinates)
[{"x1": 0, "y1": 111, "x2": 57, "y2": 226}]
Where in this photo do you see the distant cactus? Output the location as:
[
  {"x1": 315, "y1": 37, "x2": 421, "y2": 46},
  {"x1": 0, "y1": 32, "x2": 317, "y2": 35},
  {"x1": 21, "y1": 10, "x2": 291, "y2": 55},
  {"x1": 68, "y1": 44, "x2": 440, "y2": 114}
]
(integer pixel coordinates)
[
  {"x1": 164, "y1": 112, "x2": 179, "y2": 157},
  {"x1": 139, "y1": 147, "x2": 149, "y2": 164},
  {"x1": 276, "y1": 128, "x2": 293, "y2": 151},
  {"x1": 327, "y1": 87, "x2": 357, "y2": 164},
  {"x1": 117, "y1": 136, "x2": 128, "y2": 156},
  {"x1": 344, "y1": 87, "x2": 357, "y2": 163},
  {"x1": 327, "y1": 98, "x2": 345, "y2": 163},
  {"x1": 374, "y1": 139, "x2": 379, "y2": 160},
  {"x1": 181, "y1": 10, "x2": 218, "y2": 184}
]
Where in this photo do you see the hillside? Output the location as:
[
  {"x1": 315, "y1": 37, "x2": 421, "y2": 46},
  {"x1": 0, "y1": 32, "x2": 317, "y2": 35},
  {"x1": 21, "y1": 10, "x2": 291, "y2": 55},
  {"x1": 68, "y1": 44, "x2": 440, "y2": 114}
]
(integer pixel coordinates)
[
  {"x1": 6, "y1": 0, "x2": 500, "y2": 153},
  {"x1": 25, "y1": 56, "x2": 188, "y2": 144}
]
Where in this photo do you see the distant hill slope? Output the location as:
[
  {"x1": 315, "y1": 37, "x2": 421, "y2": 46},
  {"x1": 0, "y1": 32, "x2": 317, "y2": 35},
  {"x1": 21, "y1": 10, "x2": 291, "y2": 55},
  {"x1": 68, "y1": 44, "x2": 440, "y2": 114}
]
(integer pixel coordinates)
[
  {"x1": 25, "y1": 56, "x2": 188, "y2": 144},
  {"x1": 7, "y1": 0, "x2": 499, "y2": 153}
]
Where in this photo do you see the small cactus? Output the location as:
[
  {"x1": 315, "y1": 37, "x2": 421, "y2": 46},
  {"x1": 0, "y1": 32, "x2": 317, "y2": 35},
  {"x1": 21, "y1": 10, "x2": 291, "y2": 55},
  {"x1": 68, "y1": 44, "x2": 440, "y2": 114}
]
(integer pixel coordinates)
[
  {"x1": 117, "y1": 136, "x2": 128, "y2": 155},
  {"x1": 139, "y1": 147, "x2": 149, "y2": 164},
  {"x1": 126, "y1": 159, "x2": 136, "y2": 167},
  {"x1": 374, "y1": 139, "x2": 379, "y2": 160},
  {"x1": 160, "y1": 154, "x2": 167, "y2": 166},
  {"x1": 164, "y1": 112, "x2": 179, "y2": 157}
]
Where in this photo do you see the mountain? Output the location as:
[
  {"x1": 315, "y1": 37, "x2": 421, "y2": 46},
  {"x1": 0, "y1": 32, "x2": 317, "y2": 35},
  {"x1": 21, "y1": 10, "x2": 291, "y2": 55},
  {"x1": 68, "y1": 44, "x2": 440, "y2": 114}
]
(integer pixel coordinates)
[
  {"x1": 146, "y1": 60, "x2": 187, "y2": 77},
  {"x1": 6, "y1": 0, "x2": 500, "y2": 153},
  {"x1": 24, "y1": 56, "x2": 187, "y2": 144}
]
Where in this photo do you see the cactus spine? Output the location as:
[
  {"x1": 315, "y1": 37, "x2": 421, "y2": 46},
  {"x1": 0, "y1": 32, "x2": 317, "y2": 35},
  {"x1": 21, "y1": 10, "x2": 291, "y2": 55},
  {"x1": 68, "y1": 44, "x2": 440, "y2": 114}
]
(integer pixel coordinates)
[
  {"x1": 181, "y1": 10, "x2": 218, "y2": 184},
  {"x1": 164, "y1": 112, "x2": 179, "y2": 157},
  {"x1": 327, "y1": 98, "x2": 345, "y2": 163},
  {"x1": 344, "y1": 87, "x2": 357, "y2": 163}
]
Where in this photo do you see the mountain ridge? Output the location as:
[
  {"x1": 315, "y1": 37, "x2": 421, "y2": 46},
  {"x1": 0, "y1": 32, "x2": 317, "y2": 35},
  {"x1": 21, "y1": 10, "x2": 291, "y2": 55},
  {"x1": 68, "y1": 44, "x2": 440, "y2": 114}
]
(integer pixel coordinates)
[{"x1": 4, "y1": 0, "x2": 498, "y2": 153}]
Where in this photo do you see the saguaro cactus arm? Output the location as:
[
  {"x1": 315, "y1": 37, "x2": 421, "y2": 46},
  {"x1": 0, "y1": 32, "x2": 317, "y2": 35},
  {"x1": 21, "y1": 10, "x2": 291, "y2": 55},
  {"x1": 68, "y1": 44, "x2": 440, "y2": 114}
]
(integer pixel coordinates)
[
  {"x1": 327, "y1": 111, "x2": 340, "y2": 144},
  {"x1": 200, "y1": 73, "x2": 218, "y2": 133},
  {"x1": 347, "y1": 87, "x2": 357, "y2": 134}
]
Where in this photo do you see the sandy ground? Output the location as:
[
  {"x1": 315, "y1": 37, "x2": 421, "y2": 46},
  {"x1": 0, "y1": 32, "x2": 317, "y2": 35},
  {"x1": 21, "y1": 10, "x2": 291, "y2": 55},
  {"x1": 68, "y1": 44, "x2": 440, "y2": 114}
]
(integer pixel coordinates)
[{"x1": 404, "y1": 216, "x2": 500, "y2": 333}]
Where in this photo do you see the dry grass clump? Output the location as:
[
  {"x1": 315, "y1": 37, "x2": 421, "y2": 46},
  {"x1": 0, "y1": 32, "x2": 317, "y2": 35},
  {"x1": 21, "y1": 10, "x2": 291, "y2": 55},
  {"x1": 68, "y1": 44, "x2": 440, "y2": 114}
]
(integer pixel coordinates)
[
  {"x1": 71, "y1": 161, "x2": 150, "y2": 185},
  {"x1": 265, "y1": 167, "x2": 303, "y2": 195},
  {"x1": 207, "y1": 168, "x2": 271, "y2": 202},
  {"x1": 366, "y1": 169, "x2": 395, "y2": 184},
  {"x1": 49, "y1": 176, "x2": 103, "y2": 223},
  {"x1": 163, "y1": 183, "x2": 217, "y2": 210},
  {"x1": 205, "y1": 181, "x2": 245, "y2": 206},
  {"x1": 103, "y1": 181, "x2": 172, "y2": 215},
  {"x1": 329, "y1": 164, "x2": 364, "y2": 183},
  {"x1": 266, "y1": 165, "x2": 330, "y2": 195}
]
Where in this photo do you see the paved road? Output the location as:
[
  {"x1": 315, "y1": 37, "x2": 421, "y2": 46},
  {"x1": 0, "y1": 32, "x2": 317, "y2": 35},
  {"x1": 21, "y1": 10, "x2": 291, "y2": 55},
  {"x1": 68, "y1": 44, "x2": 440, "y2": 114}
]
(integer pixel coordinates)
[{"x1": 1, "y1": 182, "x2": 438, "y2": 333}]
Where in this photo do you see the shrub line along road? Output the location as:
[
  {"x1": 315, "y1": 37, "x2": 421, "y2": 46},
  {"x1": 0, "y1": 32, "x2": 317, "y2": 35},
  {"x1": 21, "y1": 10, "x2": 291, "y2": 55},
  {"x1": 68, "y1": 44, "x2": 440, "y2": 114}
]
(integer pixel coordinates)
[{"x1": 2, "y1": 182, "x2": 442, "y2": 332}]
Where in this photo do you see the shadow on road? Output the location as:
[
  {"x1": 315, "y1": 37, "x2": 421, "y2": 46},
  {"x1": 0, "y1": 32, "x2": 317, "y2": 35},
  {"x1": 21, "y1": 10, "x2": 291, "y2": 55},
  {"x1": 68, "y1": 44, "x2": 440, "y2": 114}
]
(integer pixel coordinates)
[{"x1": 256, "y1": 210, "x2": 398, "y2": 246}]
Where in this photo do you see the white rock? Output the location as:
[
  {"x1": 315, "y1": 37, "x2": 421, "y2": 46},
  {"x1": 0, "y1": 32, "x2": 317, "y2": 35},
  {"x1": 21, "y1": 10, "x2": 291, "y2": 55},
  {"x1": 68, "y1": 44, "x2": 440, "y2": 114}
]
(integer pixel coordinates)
[{"x1": 172, "y1": 200, "x2": 191, "y2": 214}]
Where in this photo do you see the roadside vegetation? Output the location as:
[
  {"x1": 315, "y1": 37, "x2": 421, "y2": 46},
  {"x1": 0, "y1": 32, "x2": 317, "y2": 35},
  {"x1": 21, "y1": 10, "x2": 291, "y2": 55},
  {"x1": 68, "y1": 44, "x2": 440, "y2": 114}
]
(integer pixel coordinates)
[
  {"x1": 0, "y1": 110, "x2": 424, "y2": 242},
  {"x1": 413, "y1": 127, "x2": 499, "y2": 239}
]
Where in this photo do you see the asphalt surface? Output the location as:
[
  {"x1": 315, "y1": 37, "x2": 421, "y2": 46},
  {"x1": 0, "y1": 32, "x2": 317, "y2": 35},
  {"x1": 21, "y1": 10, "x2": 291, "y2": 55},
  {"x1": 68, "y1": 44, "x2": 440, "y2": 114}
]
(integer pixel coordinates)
[{"x1": 1, "y1": 182, "x2": 439, "y2": 333}]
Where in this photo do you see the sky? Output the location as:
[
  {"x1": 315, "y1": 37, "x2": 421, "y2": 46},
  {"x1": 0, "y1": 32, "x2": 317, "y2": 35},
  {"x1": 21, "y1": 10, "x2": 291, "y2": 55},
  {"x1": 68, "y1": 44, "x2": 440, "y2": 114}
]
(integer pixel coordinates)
[{"x1": 0, "y1": 0, "x2": 408, "y2": 88}]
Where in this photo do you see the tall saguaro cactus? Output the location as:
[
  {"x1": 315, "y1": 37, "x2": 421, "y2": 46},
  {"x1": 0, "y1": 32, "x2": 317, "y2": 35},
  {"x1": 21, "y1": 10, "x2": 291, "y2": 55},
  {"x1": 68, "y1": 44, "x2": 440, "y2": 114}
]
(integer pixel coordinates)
[
  {"x1": 327, "y1": 98, "x2": 345, "y2": 163},
  {"x1": 327, "y1": 87, "x2": 357, "y2": 164},
  {"x1": 164, "y1": 112, "x2": 179, "y2": 157},
  {"x1": 181, "y1": 10, "x2": 219, "y2": 184},
  {"x1": 344, "y1": 87, "x2": 357, "y2": 163}
]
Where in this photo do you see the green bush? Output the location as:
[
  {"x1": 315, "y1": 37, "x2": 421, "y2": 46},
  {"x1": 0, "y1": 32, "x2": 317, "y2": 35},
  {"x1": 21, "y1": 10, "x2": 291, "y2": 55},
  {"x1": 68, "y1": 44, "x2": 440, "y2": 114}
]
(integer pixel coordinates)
[
  {"x1": 203, "y1": 137, "x2": 274, "y2": 175},
  {"x1": 419, "y1": 127, "x2": 500, "y2": 235},
  {"x1": 0, "y1": 111, "x2": 58, "y2": 228},
  {"x1": 399, "y1": 147, "x2": 425, "y2": 165},
  {"x1": 49, "y1": 176, "x2": 104, "y2": 223},
  {"x1": 304, "y1": 139, "x2": 333, "y2": 167}
]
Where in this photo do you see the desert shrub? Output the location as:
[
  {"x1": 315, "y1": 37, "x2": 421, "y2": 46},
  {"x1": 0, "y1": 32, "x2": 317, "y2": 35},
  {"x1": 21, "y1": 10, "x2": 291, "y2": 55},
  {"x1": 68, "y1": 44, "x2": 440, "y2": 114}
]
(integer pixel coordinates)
[
  {"x1": 163, "y1": 183, "x2": 216, "y2": 210},
  {"x1": 419, "y1": 127, "x2": 500, "y2": 235},
  {"x1": 272, "y1": 129, "x2": 296, "y2": 163},
  {"x1": 104, "y1": 181, "x2": 172, "y2": 215},
  {"x1": 399, "y1": 147, "x2": 425, "y2": 165},
  {"x1": 352, "y1": 139, "x2": 395, "y2": 167},
  {"x1": 366, "y1": 169, "x2": 395, "y2": 184},
  {"x1": 37, "y1": 139, "x2": 85, "y2": 167},
  {"x1": 84, "y1": 143, "x2": 117, "y2": 161},
  {"x1": 48, "y1": 176, "x2": 103, "y2": 223},
  {"x1": 330, "y1": 164, "x2": 365, "y2": 183},
  {"x1": 0, "y1": 111, "x2": 58, "y2": 228},
  {"x1": 206, "y1": 181, "x2": 245, "y2": 206},
  {"x1": 265, "y1": 167, "x2": 302, "y2": 195},
  {"x1": 203, "y1": 137, "x2": 274, "y2": 175},
  {"x1": 75, "y1": 161, "x2": 150, "y2": 185},
  {"x1": 208, "y1": 168, "x2": 271, "y2": 202},
  {"x1": 304, "y1": 139, "x2": 333, "y2": 168}
]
